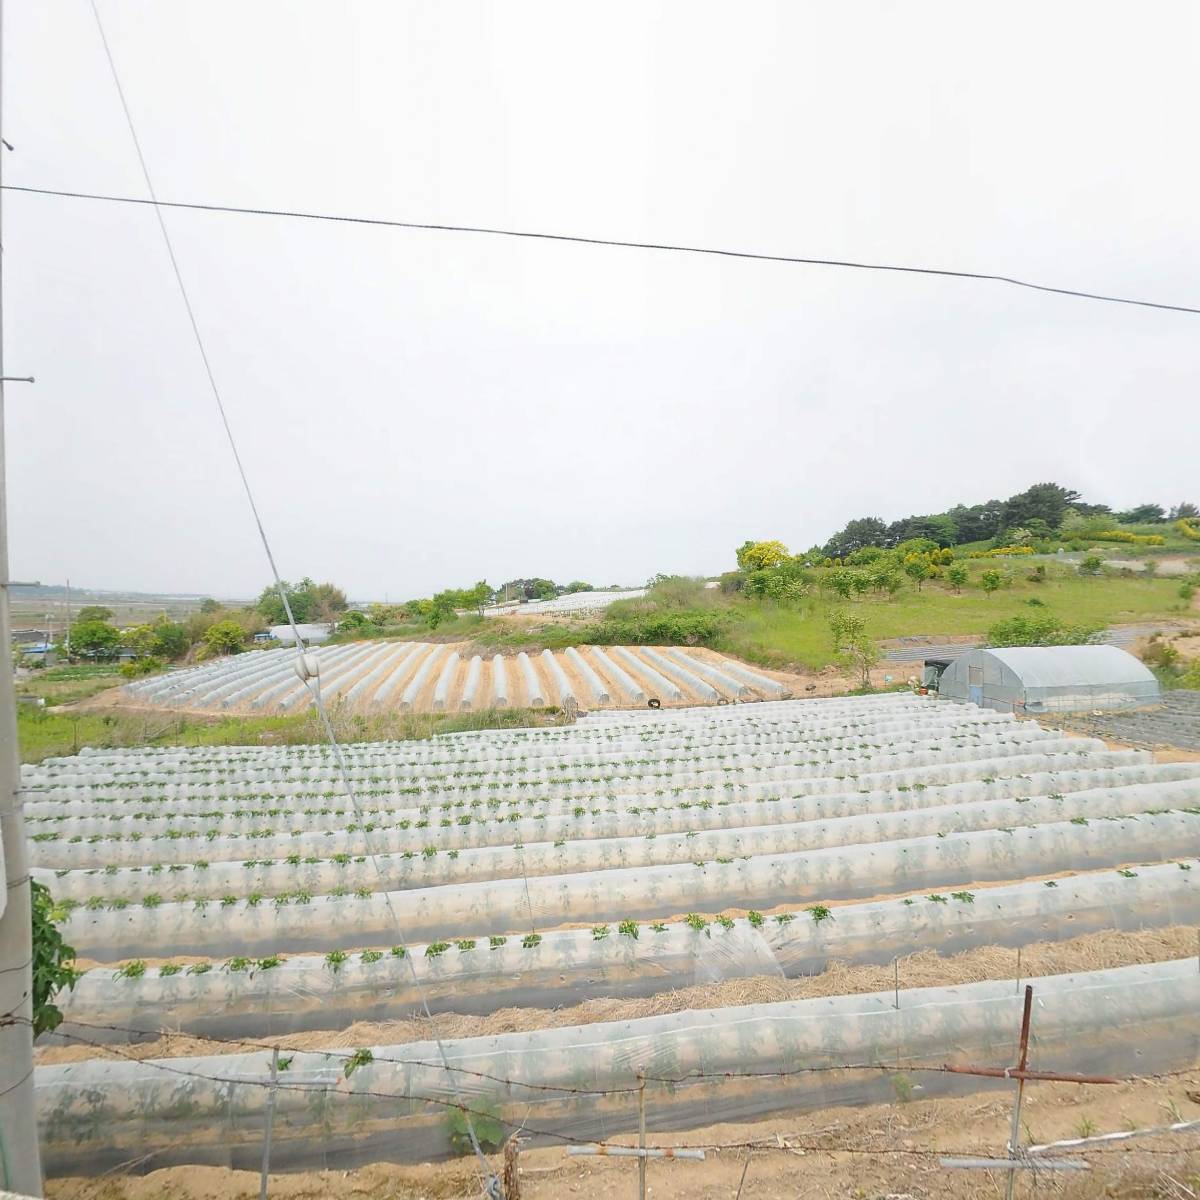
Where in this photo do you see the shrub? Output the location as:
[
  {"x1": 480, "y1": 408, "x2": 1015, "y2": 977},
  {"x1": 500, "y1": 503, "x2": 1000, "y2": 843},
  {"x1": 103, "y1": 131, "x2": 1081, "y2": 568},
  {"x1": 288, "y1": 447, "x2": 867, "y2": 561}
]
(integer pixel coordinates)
[
  {"x1": 735, "y1": 540, "x2": 790, "y2": 571},
  {"x1": 987, "y1": 613, "x2": 1101, "y2": 647},
  {"x1": 446, "y1": 1099, "x2": 505, "y2": 1155},
  {"x1": 590, "y1": 608, "x2": 727, "y2": 647},
  {"x1": 31, "y1": 881, "x2": 79, "y2": 1035},
  {"x1": 120, "y1": 655, "x2": 166, "y2": 679},
  {"x1": 343, "y1": 1048, "x2": 373, "y2": 1078},
  {"x1": 1142, "y1": 639, "x2": 1181, "y2": 670},
  {"x1": 1089, "y1": 530, "x2": 1165, "y2": 545},
  {"x1": 202, "y1": 620, "x2": 247, "y2": 657}
]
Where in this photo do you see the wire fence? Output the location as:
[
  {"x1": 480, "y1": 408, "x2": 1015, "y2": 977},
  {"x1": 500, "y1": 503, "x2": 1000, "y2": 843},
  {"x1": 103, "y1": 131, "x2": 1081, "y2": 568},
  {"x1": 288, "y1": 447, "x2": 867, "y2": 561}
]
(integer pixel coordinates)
[{"x1": 7, "y1": 1000, "x2": 1200, "y2": 1164}]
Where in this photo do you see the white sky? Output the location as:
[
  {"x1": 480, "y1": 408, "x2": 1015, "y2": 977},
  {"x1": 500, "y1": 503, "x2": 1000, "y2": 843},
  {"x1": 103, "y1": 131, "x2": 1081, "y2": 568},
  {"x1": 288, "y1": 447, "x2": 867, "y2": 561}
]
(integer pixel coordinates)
[{"x1": 4, "y1": 2, "x2": 1199, "y2": 600}]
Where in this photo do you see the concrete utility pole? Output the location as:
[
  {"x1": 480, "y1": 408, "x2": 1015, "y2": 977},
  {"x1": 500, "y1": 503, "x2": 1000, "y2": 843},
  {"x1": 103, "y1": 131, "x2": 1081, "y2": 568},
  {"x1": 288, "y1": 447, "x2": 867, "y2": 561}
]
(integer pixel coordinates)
[{"x1": 0, "y1": 0, "x2": 46, "y2": 1188}]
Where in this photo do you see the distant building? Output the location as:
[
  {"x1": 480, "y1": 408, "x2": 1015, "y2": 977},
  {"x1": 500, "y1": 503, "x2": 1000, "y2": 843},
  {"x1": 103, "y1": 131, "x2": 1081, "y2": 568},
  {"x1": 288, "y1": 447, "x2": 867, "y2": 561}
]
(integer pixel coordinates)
[
  {"x1": 933, "y1": 645, "x2": 1159, "y2": 713},
  {"x1": 269, "y1": 622, "x2": 332, "y2": 647}
]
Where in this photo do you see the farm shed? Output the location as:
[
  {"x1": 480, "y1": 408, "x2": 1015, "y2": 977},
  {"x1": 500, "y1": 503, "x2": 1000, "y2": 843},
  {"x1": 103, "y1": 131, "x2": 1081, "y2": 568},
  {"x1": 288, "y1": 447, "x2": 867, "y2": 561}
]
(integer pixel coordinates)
[
  {"x1": 936, "y1": 644, "x2": 1159, "y2": 713},
  {"x1": 268, "y1": 622, "x2": 332, "y2": 646}
]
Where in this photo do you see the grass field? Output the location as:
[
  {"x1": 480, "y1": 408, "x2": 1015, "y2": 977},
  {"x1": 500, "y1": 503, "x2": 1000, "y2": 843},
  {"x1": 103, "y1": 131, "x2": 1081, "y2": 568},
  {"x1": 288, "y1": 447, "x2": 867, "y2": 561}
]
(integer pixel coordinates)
[
  {"x1": 716, "y1": 573, "x2": 1189, "y2": 670},
  {"x1": 14, "y1": 664, "x2": 124, "y2": 706},
  {"x1": 10, "y1": 646, "x2": 575, "y2": 763},
  {"x1": 299, "y1": 566, "x2": 1196, "y2": 673},
  {"x1": 15, "y1": 687, "x2": 567, "y2": 764}
]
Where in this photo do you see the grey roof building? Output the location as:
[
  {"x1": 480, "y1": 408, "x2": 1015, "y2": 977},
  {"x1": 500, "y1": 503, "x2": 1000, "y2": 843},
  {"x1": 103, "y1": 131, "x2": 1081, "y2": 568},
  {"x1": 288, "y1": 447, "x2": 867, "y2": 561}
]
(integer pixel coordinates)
[{"x1": 933, "y1": 644, "x2": 1159, "y2": 713}]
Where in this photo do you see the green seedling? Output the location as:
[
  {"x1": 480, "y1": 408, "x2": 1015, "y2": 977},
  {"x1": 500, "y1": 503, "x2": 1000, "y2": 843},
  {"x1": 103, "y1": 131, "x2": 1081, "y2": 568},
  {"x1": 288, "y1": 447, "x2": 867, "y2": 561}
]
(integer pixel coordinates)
[{"x1": 343, "y1": 1048, "x2": 373, "y2": 1078}]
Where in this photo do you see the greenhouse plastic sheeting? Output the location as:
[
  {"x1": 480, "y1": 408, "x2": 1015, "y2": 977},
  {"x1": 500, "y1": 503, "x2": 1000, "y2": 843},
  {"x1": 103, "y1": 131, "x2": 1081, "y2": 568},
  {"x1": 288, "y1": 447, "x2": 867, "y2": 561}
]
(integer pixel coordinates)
[
  {"x1": 937, "y1": 646, "x2": 1161, "y2": 713},
  {"x1": 60, "y1": 809, "x2": 1200, "y2": 961},
  {"x1": 36, "y1": 958, "x2": 1200, "y2": 1175},
  {"x1": 34, "y1": 773, "x2": 1200, "y2": 904},
  {"x1": 52, "y1": 862, "x2": 1200, "y2": 1040}
]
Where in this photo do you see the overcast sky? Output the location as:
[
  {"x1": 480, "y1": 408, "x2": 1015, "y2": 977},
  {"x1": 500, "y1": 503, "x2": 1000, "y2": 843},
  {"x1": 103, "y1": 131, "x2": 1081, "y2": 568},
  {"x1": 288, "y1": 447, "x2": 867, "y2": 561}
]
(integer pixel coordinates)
[{"x1": 4, "y1": 2, "x2": 1199, "y2": 600}]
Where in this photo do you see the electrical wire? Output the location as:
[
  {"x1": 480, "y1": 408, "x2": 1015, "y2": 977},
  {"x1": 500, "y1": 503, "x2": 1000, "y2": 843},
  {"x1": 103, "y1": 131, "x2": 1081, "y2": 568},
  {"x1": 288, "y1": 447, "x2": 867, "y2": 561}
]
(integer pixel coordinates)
[
  {"x1": 5, "y1": 182, "x2": 1200, "y2": 317},
  {"x1": 84, "y1": 3, "x2": 500, "y2": 1192}
]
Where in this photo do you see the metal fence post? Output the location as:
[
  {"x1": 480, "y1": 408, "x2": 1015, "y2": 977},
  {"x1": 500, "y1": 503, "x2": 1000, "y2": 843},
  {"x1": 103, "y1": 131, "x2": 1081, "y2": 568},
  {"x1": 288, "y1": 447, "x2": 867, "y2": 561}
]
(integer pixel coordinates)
[
  {"x1": 637, "y1": 1072, "x2": 647, "y2": 1200},
  {"x1": 1005, "y1": 986, "x2": 1034, "y2": 1200},
  {"x1": 260, "y1": 1046, "x2": 279, "y2": 1200}
]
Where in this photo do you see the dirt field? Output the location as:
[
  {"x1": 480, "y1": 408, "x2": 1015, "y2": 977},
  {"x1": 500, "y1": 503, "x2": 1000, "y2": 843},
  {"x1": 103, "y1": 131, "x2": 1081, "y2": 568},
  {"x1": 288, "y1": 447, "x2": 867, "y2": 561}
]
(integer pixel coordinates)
[{"x1": 1037, "y1": 691, "x2": 1200, "y2": 754}]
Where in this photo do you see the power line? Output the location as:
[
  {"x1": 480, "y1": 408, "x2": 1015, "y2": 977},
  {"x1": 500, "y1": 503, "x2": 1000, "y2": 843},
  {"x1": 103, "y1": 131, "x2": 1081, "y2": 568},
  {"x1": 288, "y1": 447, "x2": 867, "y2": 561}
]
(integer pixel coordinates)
[{"x1": 5, "y1": 182, "x2": 1200, "y2": 317}]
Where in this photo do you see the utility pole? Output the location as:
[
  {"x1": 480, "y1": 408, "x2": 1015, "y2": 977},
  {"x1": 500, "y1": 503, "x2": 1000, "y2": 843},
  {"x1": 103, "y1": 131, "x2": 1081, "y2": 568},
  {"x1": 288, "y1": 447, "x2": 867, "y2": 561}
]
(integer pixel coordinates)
[
  {"x1": 64, "y1": 577, "x2": 71, "y2": 654},
  {"x1": 0, "y1": 0, "x2": 45, "y2": 1188}
]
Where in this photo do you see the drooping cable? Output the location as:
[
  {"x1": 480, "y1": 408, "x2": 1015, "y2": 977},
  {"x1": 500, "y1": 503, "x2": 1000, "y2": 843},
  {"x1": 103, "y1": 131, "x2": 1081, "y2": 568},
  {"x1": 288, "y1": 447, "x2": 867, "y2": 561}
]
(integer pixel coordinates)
[
  {"x1": 5, "y1": 182, "x2": 1200, "y2": 317},
  {"x1": 84, "y1": 3, "x2": 499, "y2": 1192}
]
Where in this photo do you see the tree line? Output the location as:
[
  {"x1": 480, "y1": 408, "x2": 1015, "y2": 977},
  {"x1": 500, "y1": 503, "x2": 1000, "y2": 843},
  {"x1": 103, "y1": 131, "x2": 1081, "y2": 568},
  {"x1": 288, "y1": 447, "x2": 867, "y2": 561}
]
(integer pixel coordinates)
[
  {"x1": 45, "y1": 578, "x2": 351, "y2": 675},
  {"x1": 818, "y1": 482, "x2": 1198, "y2": 559}
]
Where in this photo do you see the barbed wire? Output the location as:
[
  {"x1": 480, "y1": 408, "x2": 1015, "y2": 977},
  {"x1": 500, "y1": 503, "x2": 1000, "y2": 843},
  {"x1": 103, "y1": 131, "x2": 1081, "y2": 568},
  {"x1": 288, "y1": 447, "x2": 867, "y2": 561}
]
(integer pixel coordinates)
[
  {"x1": 19, "y1": 1017, "x2": 1200, "y2": 1170},
  {"x1": 16, "y1": 1008, "x2": 1200, "y2": 1099}
]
